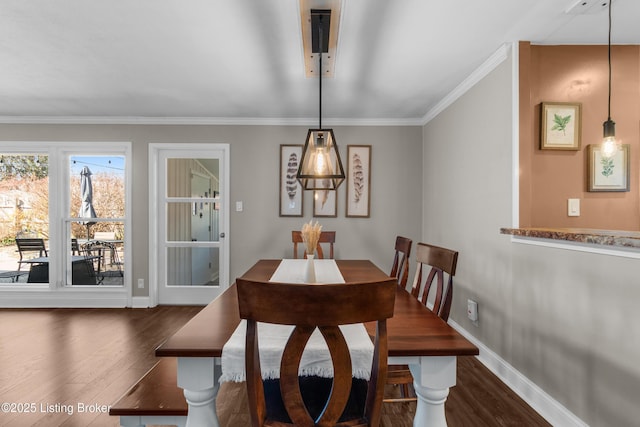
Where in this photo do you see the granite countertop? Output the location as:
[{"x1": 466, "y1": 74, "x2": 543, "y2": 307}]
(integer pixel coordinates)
[{"x1": 500, "y1": 227, "x2": 640, "y2": 250}]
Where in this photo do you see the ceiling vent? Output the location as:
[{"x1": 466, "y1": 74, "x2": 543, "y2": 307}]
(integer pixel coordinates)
[
  {"x1": 300, "y1": 0, "x2": 341, "y2": 77},
  {"x1": 565, "y1": 0, "x2": 612, "y2": 15}
]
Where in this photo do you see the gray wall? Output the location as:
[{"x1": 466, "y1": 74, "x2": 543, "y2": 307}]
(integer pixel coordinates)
[
  {"x1": 0, "y1": 124, "x2": 423, "y2": 295},
  {"x1": 423, "y1": 50, "x2": 640, "y2": 427}
]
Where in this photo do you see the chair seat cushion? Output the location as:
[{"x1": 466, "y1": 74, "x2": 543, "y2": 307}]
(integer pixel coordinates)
[{"x1": 263, "y1": 376, "x2": 368, "y2": 423}]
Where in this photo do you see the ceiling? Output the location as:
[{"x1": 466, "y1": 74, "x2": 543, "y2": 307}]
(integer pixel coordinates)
[{"x1": 1, "y1": 0, "x2": 638, "y2": 125}]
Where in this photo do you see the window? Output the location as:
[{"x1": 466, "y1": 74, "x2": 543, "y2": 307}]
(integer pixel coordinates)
[{"x1": 0, "y1": 142, "x2": 130, "y2": 295}]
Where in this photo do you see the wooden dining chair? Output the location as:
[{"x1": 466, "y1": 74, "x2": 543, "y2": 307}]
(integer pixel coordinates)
[
  {"x1": 237, "y1": 277, "x2": 396, "y2": 427},
  {"x1": 292, "y1": 230, "x2": 336, "y2": 259},
  {"x1": 385, "y1": 242, "x2": 459, "y2": 403},
  {"x1": 384, "y1": 236, "x2": 413, "y2": 401},
  {"x1": 16, "y1": 238, "x2": 48, "y2": 271},
  {"x1": 389, "y1": 236, "x2": 412, "y2": 290},
  {"x1": 410, "y1": 242, "x2": 459, "y2": 321}
]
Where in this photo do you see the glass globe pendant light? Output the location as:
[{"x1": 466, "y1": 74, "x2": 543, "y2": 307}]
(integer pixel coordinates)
[
  {"x1": 297, "y1": 10, "x2": 345, "y2": 191},
  {"x1": 600, "y1": 0, "x2": 619, "y2": 159}
]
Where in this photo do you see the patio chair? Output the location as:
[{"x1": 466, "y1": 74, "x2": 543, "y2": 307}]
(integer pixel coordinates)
[
  {"x1": 81, "y1": 240, "x2": 123, "y2": 284},
  {"x1": 16, "y1": 238, "x2": 48, "y2": 271},
  {"x1": 96, "y1": 241, "x2": 123, "y2": 282}
]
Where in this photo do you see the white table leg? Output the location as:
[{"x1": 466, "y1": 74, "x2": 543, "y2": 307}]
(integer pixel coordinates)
[
  {"x1": 409, "y1": 356, "x2": 457, "y2": 427},
  {"x1": 177, "y1": 357, "x2": 222, "y2": 427}
]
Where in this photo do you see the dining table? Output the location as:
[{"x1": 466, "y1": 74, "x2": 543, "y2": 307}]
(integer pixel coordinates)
[{"x1": 155, "y1": 259, "x2": 479, "y2": 427}]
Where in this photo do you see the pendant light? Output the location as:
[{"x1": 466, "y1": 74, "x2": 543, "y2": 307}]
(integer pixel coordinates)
[
  {"x1": 297, "y1": 9, "x2": 345, "y2": 191},
  {"x1": 600, "y1": 0, "x2": 619, "y2": 158}
]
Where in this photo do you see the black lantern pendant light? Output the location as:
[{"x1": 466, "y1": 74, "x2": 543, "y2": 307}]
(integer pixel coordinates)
[
  {"x1": 297, "y1": 9, "x2": 345, "y2": 191},
  {"x1": 601, "y1": 0, "x2": 618, "y2": 158}
]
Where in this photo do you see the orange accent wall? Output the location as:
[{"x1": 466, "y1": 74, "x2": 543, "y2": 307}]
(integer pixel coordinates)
[{"x1": 519, "y1": 42, "x2": 640, "y2": 231}]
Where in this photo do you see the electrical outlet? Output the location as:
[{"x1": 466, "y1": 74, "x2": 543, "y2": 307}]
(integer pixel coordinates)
[{"x1": 137, "y1": 278, "x2": 144, "y2": 289}]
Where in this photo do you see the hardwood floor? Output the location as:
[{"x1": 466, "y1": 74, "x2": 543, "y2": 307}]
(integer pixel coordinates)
[
  {"x1": 217, "y1": 356, "x2": 552, "y2": 427},
  {"x1": 0, "y1": 307, "x2": 550, "y2": 427}
]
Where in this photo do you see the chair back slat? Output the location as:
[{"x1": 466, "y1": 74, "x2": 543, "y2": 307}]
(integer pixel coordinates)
[{"x1": 16, "y1": 238, "x2": 47, "y2": 254}]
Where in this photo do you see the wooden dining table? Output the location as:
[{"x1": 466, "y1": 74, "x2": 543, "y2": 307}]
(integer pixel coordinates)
[{"x1": 156, "y1": 259, "x2": 479, "y2": 427}]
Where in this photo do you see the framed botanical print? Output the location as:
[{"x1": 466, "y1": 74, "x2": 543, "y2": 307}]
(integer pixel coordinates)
[
  {"x1": 314, "y1": 189, "x2": 337, "y2": 217},
  {"x1": 279, "y1": 145, "x2": 303, "y2": 216},
  {"x1": 587, "y1": 144, "x2": 630, "y2": 192},
  {"x1": 346, "y1": 145, "x2": 371, "y2": 218},
  {"x1": 540, "y1": 102, "x2": 582, "y2": 150}
]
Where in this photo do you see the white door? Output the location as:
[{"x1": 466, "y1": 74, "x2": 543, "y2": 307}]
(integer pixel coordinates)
[{"x1": 150, "y1": 144, "x2": 229, "y2": 305}]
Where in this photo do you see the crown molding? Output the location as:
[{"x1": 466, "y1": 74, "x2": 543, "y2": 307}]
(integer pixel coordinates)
[
  {"x1": 421, "y1": 43, "x2": 511, "y2": 125},
  {"x1": 0, "y1": 115, "x2": 422, "y2": 127}
]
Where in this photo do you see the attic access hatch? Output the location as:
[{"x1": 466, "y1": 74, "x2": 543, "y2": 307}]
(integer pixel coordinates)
[{"x1": 300, "y1": 0, "x2": 341, "y2": 77}]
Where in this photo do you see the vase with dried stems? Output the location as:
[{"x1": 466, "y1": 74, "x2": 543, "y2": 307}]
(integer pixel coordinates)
[{"x1": 301, "y1": 220, "x2": 322, "y2": 282}]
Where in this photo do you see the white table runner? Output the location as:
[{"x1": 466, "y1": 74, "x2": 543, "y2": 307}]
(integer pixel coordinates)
[
  {"x1": 269, "y1": 258, "x2": 345, "y2": 284},
  {"x1": 220, "y1": 259, "x2": 373, "y2": 383}
]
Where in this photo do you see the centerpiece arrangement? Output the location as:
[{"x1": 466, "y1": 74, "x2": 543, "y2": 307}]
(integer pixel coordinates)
[
  {"x1": 301, "y1": 220, "x2": 322, "y2": 282},
  {"x1": 301, "y1": 220, "x2": 322, "y2": 257}
]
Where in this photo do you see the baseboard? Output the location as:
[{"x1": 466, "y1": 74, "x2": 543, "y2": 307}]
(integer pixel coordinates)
[
  {"x1": 449, "y1": 320, "x2": 588, "y2": 427},
  {"x1": 131, "y1": 296, "x2": 152, "y2": 308},
  {"x1": 0, "y1": 288, "x2": 128, "y2": 308}
]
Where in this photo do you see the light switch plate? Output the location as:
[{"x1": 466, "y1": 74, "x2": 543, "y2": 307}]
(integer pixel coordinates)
[
  {"x1": 467, "y1": 299, "x2": 478, "y2": 322},
  {"x1": 568, "y1": 198, "x2": 580, "y2": 216}
]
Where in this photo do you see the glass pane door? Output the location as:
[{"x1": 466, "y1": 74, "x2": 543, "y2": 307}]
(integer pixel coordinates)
[{"x1": 156, "y1": 148, "x2": 227, "y2": 305}]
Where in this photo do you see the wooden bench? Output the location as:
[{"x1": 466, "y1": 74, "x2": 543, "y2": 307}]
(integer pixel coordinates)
[{"x1": 109, "y1": 357, "x2": 187, "y2": 427}]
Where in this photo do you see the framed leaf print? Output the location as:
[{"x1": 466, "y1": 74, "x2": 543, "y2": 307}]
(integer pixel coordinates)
[
  {"x1": 540, "y1": 102, "x2": 581, "y2": 150},
  {"x1": 346, "y1": 145, "x2": 371, "y2": 218},
  {"x1": 279, "y1": 145, "x2": 303, "y2": 216},
  {"x1": 314, "y1": 189, "x2": 337, "y2": 217},
  {"x1": 587, "y1": 144, "x2": 630, "y2": 192}
]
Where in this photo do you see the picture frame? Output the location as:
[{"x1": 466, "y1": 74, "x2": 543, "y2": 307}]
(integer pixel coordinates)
[
  {"x1": 313, "y1": 189, "x2": 337, "y2": 217},
  {"x1": 540, "y1": 102, "x2": 582, "y2": 150},
  {"x1": 279, "y1": 145, "x2": 303, "y2": 217},
  {"x1": 346, "y1": 145, "x2": 371, "y2": 218},
  {"x1": 587, "y1": 144, "x2": 630, "y2": 192}
]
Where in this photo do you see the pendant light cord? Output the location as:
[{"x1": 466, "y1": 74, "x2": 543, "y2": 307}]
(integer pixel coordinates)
[
  {"x1": 607, "y1": 0, "x2": 612, "y2": 121},
  {"x1": 318, "y1": 17, "x2": 323, "y2": 130}
]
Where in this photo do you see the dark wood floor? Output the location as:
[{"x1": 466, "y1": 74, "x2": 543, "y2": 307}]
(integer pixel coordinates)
[{"x1": 0, "y1": 307, "x2": 550, "y2": 427}]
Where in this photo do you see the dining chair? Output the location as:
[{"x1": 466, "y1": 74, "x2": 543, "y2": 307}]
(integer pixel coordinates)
[
  {"x1": 384, "y1": 242, "x2": 459, "y2": 403},
  {"x1": 291, "y1": 230, "x2": 336, "y2": 259},
  {"x1": 384, "y1": 236, "x2": 413, "y2": 400},
  {"x1": 236, "y1": 277, "x2": 396, "y2": 427},
  {"x1": 389, "y1": 236, "x2": 412, "y2": 290},
  {"x1": 410, "y1": 242, "x2": 459, "y2": 321},
  {"x1": 15, "y1": 238, "x2": 48, "y2": 271}
]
